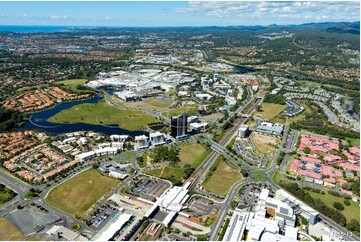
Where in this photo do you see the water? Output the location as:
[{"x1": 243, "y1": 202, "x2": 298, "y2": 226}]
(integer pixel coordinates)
[
  {"x1": 17, "y1": 96, "x2": 148, "y2": 137},
  {"x1": 0, "y1": 25, "x2": 73, "y2": 33}
]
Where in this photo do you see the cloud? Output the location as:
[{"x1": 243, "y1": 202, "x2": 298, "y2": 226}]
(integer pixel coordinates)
[
  {"x1": 175, "y1": 1, "x2": 360, "y2": 23},
  {"x1": 49, "y1": 15, "x2": 68, "y2": 20}
]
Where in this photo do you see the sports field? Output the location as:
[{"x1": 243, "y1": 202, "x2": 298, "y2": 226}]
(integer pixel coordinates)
[
  {"x1": 203, "y1": 157, "x2": 242, "y2": 196},
  {"x1": 251, "y1": 133, "x2": 279, "y2": 157},
  {"x1": 0, "y1": 217, "x2": 23, "y2": 241},
  {"x1": 254, "y1": 103, "x2": 287, "y2": 120},
  {"x1": 46, "y1": 169, "x2": 119, "y2": 219},
  {"x1": 178, "y1": 143, "x2": 210, "y2": 168},
  {"x1": 49, "y1": 100, "x2": 158, "y2": 131}
]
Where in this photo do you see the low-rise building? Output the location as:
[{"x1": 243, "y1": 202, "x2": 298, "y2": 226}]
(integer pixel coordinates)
[
  {"x1": 256, "y1": 122, "x2": 283, "y2": 136},
  {"x1": 134, "y1": 135, "x2": 149, "y2": 150}
]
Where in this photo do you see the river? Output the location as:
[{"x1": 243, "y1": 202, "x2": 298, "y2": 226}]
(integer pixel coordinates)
[{"x1": 17, "y1": 96, "x2": 148, "y2": 137}]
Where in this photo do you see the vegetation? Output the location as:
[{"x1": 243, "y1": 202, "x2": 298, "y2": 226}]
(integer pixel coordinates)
[
  {"x1": 251, "y1": 172, "x2": 266, "y2": 181},
  {"x1": 49, "y1": 100, "x2": 158, "y2": 131},
  {"x1": 0, "y1": 217, "x2": 23, "y2": 241},
  {"x1": 306, "y1": 190, "x2": 360, "y2": 223},
  {"x1": 218, "y1": 218, "x2": 230, "y2": 240},
  {"x1": 162, "y1": 106, "x2": 198, "y2": 119},
  {"x1": 0, "y1": 184, "x2": 17, "y2": 204},
  {"x1": 203, "y1": 156, "x2": 242, "y2": 196},
  {"x1": 279, "y1": 182, "x2": 347, "y2": 227},
  {"x1": 24, "y1": 188, "x2": 42, "y2": 199},
  {"x1": 178, "y1": 143, "x2": 211, "y2": 168},
  {"x1": 144, "y1": 166, "x2": 184, "y2": 186},
  {"x1": 254, "y1": 103, "x2": 287, "y2": 120},
  {"x1": 46, "y1": 169, "x2": 119, "y2": 219},
  {"x1": 0, "y1": 107, "x2": 22, "y2": 132},
  {"x1": 70, "y1": 224, "x2": 81, "y2": 232},
  {"x1": 151, "y1": 146, "x2": 180, "y2": 163}
]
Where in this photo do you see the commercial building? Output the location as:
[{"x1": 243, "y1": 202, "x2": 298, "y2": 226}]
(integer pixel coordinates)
[
  {"x1": 223, "y1": 189, "x2": 298, "y2": 241},
  {"x1": 256, "y1": 122, "x2": 283, "y2": 136},
  {"x1": 238, "y1": 125, "x2": 250, "y2": 138},
  {"x1": 134, "y1": 135, "x2": 149, "y2": 150},
  {"x1": 114, "y1": 90, "x2": 140, "y2": 102},
  {"x1": 274, "y1": 189, "x2": 319, "y2": 225},
  {"x1": 149, "y1": 132, "x2": 166, "y2": 146},
  {"x1": 195, "y1": 93, "x2": 213, "y2": 101},
  {"x1": 170, "y1": 113, "x2": 187, "y2": 139},
  {"x1": 95, "y1": 211, "x2": 132, "y2": 241},
  {"x1": 145, "y1": 182, "x2": 191, "y2": 226},
  {"x1": 47, "y1": 225, "x2": 87, "y2": 241}
]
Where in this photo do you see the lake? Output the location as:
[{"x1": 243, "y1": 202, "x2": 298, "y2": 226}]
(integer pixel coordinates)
[{"x1": 17, "y1": 96, "x2": 148, "y2": 137}]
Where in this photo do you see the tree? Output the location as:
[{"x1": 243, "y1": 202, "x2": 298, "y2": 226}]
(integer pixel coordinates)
[
  {"x1": 197, "y1": 235, "x2": 208, "y2": 241},
  {"x1": 344, "y1": 199, "x2": 351, "y2": 206},
  {"x1": 304, "y1": 147, "x2": 311, "y2": 154},
  {"x1": 333, "y1": 202, "x2": 345, "y2": 211}
]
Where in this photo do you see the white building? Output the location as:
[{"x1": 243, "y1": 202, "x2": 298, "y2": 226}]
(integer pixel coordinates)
[
  {"x1": 134, "y1": 135, "x2": 149, "y2": 150},
  {"x1": 110, "y1": 135, "x2": 129, "y2": 142},
  {"x1": 75, "y1": 151, "x2": 96, "y2": 162},
  {"x1": 274, "y1": 189, "x2": 319, "y2": 225},
  {"x1": 47, "y1": 226, "x2": 87, "y2": 241},
  {"x1": 95, "y1": 212, "x2": 132, "y2": 241},
  {"x1": 149, "y1": 132, "x2": 166, "y2": 146},
  {"x1": 196, "y1": 93, "x2": 213, "y2": 101},
  {"x1": 213, "y1": 81, "x2": 231, "y2": 89},
  {"x1": 145, "y1": 182, "x2": 191, "y2": 226},
  {"x1": 238, "y1": 125, "x2": 250, "y2": 138}
]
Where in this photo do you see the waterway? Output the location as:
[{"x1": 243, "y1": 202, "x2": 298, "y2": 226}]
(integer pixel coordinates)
[{"x1": 17, "y1": 96, "x2": 148, "y2": 136}]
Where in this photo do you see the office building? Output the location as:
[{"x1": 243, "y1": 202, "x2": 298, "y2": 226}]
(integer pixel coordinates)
[
  {"x1": 170, "y1": 113, "x2": 187, "y2": 139},
  {"x1": 238, "y1": 125, "x2": 250, "y2": 138}
]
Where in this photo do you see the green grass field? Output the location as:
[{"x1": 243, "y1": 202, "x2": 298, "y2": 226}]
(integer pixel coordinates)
[
  {"x1": 306, "y1": 191, "x2": 360, "y2": 223},
  {"x1": 54, "y1": 79, "x2": 89, "y2": 94},
  {"x1": 178, "y1": 143, "x2": 210, "y2": 169},
  {"x1": 46, "y1": 169, "x2": 120, "y2": 219},
  {"x1": 149, "y1": 101, "x2": 172, "y2": 109},
  {"x1": 144, "y1": 166, "x2": 185, "y2": 185},
  {"x1": 203, "y1": 157, "x2": 242, "y2": 196},
  {"x1": 54, "y1": 79, "x2": 88, "y2": 86},
  {"x1": 49, "y1": 100, "x2": 158, "y2": 131},
  {"x1": 162, "y1": 106, "x2": 198, "y2": 118},
  {"x1": 123, "y1": 152, "x2": 135, "y2": 159},
  {"x1": 251, "y1": 172, "x2": 266, "y2": 181},
  {"x1": 167, "y1": 88, "x2": 176, "y2": 95},
  {"x1": 0, "y1": 217, "x2": 23, "y2": 241},
  {"x1": 346, "y1": 137, "x2": 360, "y2": 146},
  {"x1": 0, "y1": 186, "x2": 16, "y2": 204},
  {"x1": 254, "y1": 103, "x2": 287, "y2": 120}
]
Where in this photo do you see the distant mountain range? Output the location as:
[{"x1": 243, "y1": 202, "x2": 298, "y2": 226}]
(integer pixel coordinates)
[{"x1": 0, "y1": 21, "x2": 359, "y2": 34}]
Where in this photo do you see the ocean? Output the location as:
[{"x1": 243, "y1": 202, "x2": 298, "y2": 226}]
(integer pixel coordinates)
[{"x1": 0, "y1": 25, "x2": 75, "y2": 33}]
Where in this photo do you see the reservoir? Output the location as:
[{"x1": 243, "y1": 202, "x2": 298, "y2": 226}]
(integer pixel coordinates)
[{"x1": 17, "y1": 96, "x2": 148, "y2": 137}]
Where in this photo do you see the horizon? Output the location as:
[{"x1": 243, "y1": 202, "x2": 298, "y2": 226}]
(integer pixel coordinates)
[
  {"x1": 0, "y1": 20, "x2": 359, "y2": 29},
  {"x1": 0, "y1": 1, "x2": 359, "y2": 27}
]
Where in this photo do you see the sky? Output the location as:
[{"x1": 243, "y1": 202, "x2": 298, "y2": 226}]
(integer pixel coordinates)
[{"x1": 0, "y1": 1, "x2": 359, "y2": 27}]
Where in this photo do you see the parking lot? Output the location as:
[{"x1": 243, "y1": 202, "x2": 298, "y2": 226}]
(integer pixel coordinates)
[
  {"x1": 6, "y1": 205, "x2": 62, "y2": 236},
  {"x1": 187, "y1": 197, "x2": 217, "y2": 216},
  {"x1": 128, "y1": 176, "x2": 170, "y2": 201},
  {"x1": 88, "y1": 203, "x2": 120, "y2": 230}
]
